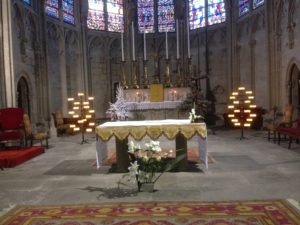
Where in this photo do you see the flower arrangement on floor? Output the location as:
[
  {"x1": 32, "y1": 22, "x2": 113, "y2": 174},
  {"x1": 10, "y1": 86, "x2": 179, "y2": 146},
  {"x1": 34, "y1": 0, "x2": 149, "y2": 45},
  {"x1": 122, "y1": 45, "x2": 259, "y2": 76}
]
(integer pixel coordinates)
[{"x1": 126, "y1": 140, "x2": 186, "y2": 192}]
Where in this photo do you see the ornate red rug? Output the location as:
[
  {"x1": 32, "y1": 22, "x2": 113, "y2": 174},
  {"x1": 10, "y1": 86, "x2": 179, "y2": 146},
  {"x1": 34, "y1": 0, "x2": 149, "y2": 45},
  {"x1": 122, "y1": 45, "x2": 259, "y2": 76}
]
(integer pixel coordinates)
[{"x1": 1, "y1": 200, "x2": 299, "y2": 224}]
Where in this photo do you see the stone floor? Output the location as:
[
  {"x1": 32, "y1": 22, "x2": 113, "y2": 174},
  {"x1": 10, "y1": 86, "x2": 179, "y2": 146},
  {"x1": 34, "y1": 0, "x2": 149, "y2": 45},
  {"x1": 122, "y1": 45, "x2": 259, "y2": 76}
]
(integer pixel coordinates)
[{"x1": 1, "y1": 129, "x2": 300, "y2": 214}]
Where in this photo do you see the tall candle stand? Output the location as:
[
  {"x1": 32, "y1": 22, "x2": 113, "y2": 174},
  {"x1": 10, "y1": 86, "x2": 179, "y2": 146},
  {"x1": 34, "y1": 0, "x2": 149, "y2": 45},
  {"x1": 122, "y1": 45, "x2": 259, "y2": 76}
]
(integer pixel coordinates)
[
  {"x1": 131, "y1": 60, "x2": 139, "y2": 89},
  {"x1": 143, "y1": 60, "x2": 149, "y2": 88},
  {"x1": 164, "y1": 59, "x2": 172, "y2": 87},
  {"x1": 176, "y1": 58, "x2": 183, "y2": 87},
  {"x1": 187, "y1": 57, "x2": 192, "y2": 86},
  {"x1": 121, "y1": 60, "x2": 128, "y2": 89},
  {"x1": 153, "y1": 53, "x2": 160, "y2": 84}
]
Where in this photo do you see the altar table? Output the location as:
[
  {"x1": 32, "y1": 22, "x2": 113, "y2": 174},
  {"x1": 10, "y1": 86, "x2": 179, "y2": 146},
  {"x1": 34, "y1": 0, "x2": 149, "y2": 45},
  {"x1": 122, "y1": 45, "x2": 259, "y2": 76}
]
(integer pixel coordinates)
[{"x1": 95, "y1": 120, "x2": 208, "y2": 172}]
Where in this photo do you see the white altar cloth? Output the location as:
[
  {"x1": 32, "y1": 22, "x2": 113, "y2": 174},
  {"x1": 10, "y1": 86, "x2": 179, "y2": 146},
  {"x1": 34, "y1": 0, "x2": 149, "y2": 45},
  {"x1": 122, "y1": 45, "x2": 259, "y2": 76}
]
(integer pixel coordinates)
[{"x1": 95, "y1": 120, "x2": 208, "y2": 170}]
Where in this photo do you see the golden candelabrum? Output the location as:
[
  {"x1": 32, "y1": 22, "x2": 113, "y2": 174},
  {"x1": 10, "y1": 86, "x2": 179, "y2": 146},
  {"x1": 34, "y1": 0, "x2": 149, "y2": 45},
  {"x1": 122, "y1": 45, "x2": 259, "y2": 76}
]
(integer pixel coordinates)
[
  {"x1": 227, "y1": 86, "x2": 257, "y2": 139},
  {"x1": 131, "y1": 60, "x2": 139, "y2": 89},
  {"x1": 67, "y1": 93, "x2": 95, "y2": 144},
  {"x1": 164, "y1": 59, "x2": 172, "y2": 87},
  {"x1": 143, "y1": 60, "x2": 149, "y2": 88},
  {"x1": 176, "y1": 58, "x2": 183, "y2": 87},
  {"x1": 121, "y1": 60, "x2": 128, "y2": 89}
]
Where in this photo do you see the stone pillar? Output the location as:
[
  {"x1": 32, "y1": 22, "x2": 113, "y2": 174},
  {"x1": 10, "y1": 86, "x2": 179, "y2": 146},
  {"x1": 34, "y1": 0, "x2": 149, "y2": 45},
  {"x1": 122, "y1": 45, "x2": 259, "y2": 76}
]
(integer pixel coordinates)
[
  {"x1": 249, "y1": 39, "x2": 256, "y2": 91},
  {"x1": 1, "y1": 0, "x2": 16, "y2": 107}
]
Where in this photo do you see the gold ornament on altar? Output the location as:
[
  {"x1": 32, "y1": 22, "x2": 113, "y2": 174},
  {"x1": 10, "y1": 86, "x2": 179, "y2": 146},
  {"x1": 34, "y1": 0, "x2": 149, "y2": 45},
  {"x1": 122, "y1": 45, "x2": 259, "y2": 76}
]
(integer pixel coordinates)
[
  {"x1": 67, "y1": 93, "x2": 95, "y2": 144},
  {"x1": 228, "y1": 86, "x2": 256, "y2": 139}
]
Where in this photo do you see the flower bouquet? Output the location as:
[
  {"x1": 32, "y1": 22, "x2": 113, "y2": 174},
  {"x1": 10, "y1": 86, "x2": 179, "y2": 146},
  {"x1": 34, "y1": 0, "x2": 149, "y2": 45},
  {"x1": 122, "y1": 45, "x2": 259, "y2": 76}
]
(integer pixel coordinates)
[
  {"x1": 189, "y1": 108, "x2": 203, "y2": 123},
  {"x1": 126, "y1": 140, "x2": 186, "y2": 192}
]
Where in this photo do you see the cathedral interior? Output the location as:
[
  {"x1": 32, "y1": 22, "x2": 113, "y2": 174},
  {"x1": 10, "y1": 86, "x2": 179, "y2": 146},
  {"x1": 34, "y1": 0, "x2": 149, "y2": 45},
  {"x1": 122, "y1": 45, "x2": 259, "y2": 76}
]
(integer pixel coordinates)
[{"x1": 1, "y1": 0, "x2": 300, "y2": 221}]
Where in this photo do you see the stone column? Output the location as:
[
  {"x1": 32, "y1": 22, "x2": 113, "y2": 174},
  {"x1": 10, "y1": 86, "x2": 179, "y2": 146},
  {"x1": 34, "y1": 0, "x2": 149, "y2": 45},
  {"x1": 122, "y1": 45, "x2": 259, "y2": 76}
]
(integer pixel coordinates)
[
  {"x1": 1, "y1": 0, "x2": 16, "y2": 107},
  {"x1": 249, "y1": 39, "x2": 256, "y2": 91}
]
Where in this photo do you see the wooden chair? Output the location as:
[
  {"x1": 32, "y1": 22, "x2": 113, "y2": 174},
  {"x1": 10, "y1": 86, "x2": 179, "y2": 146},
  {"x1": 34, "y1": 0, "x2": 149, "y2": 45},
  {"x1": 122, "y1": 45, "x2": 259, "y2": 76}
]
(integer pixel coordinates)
[
  {"x1": 23, "y1": 114, "x2": 49, "y2": 148},
  {"x1": 53, "y1": 110, "x2": 71, "y2": 137},
  {"x1": 266, "y1": 104, "x2": 294, "y2": 142}
]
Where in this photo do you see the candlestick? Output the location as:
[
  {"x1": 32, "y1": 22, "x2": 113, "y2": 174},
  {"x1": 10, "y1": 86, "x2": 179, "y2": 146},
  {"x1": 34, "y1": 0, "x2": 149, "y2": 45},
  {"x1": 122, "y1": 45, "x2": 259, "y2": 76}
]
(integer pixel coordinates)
[
  {"x1": 132, "y1": 22, "x2": 135, "y2": 61},
  {"x1": 165, "y1": 31, "x2": 168, "y2": 59},
  {"x1": 121, "y1": 32, "x2": 124, "y2": 61},
  {"x1": 176, "y1": 19, "x2": 179, "y2": 59},
  {"x1": 143, "y1": 32, "x2": 146, "y2": 60},
  {"x1": 187, "y1": 19, "x2": 190, "y2": 58}
]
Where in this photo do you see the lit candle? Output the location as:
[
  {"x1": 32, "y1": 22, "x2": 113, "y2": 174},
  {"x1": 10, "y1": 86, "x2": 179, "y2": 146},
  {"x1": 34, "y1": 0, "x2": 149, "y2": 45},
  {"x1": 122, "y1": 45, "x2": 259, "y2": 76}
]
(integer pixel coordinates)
[
  {"x1": 176, "y1": 19, "x2": 179, "y2": 59},
  {"x1": 165, "y1": 31, "x2": 168, "y2": 59},
  {"x1": 132, "y1": 22, "x2": 135, "y2": 61},
  {"x1": 187, "y1": 20, "x2": 190, "y2": 58},
  {"x1": 121, "y1": 32, "x2": 124, "y2": 61},
  {"x1": 143, "y1": 32, "x2": 146, "y2": 60}
]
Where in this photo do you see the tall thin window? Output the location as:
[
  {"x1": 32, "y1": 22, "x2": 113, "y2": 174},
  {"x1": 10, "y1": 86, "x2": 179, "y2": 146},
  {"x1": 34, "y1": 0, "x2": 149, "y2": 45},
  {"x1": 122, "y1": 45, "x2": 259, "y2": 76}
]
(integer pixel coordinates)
[
  {"x1": 137, "y1": 0, "x2": 155, "y2": 33},
  {"x1": 158, "y1": 0, "x2": 175, "y2": 32},
  {"x1": 189, "y1": 0, "x2": 206, "y2": 29},
  {"x1": 87, "y1": 0, "x2": 105, "y2": 30},
  {"x1": 239, "y1": 0, "x2": 250, "y2": 16},
  {"x1": 45, "y1": 0, "x2": 59, "y2": 18},
  {"x1": 63, "y1": 0, "x2": 75, "y2": 24},
  {"x1": 207, "y1": 0, "x2": 226, "y2": 26},
  {"x1": 23, "y1": 0, "x2": 31, "y2": 5},
  {"x1": 107, "y1": 0, "x2": 124, "y2": 32},
  {"x1": 253, "y1": 0, "x2": 264, "y2": 9}
]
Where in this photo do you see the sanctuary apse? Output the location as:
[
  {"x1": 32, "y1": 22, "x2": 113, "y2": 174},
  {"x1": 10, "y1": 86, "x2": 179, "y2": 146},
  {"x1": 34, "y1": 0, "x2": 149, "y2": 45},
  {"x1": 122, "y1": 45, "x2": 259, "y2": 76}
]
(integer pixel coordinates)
[{"x1": 0, "y1": 0, "x2": 300, "y2": 132}]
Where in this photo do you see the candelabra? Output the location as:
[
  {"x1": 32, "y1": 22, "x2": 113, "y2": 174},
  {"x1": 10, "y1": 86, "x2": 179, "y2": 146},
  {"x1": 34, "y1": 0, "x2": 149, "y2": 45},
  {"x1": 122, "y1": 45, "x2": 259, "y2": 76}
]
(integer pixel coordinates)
[
  {"x1": 143, "y1": 60, "x2": 149, "y2": 88},
  {"x1": 120, "y1": 60, "x2": 128, "y2": 89},
  {"x1": 131, "y1": 60, "x2": 139, "y2": 89},
  {"x1": 227, "y1": 86, "x2": 257, "y2": 139},
  {"x1": 68, "y1": 93, "x2": 95, "y2": 144},
  {"x1": 176, "y1": 58, "x2": 183, "y2": 87},
  {"x1": 164, "y1": 59, "x2": 172, "y2": 87}
]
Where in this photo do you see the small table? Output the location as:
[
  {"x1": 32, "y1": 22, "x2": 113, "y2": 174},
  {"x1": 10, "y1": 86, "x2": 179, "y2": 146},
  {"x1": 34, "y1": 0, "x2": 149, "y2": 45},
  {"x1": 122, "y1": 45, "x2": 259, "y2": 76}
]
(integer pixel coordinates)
[{"x1": 95, "y1": 119, "x2": 208, "y2": 172}]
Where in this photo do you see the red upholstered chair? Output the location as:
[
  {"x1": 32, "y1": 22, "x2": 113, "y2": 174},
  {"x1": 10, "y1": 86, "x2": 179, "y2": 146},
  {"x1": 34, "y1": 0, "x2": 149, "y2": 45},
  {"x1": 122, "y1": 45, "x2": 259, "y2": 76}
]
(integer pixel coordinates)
[{"x1": 0, "y1": 108, "x2": 24, "y2": 147}]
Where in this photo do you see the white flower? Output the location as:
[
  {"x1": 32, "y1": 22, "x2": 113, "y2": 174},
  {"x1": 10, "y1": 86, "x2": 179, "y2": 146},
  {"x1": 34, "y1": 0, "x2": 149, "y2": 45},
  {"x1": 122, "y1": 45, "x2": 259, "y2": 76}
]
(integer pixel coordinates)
[
  {"x1": 156, "y1": 156, "x2": 161, "y2": 161},
  {"x1": 128, "y1": 141, "x2": 135, "y2": 154},
  {"x1": 128, "y1": 161, "x2": 139, "y2": 175},
  {"x1": 143, "y1": 155, "x2": 149, "y2": 162}
]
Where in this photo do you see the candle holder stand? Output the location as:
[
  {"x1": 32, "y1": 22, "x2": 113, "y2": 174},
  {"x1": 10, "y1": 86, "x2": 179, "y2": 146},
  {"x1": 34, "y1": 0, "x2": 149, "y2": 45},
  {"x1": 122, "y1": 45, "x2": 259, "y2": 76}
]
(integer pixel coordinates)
[
  {"x1": 121, "y1": 60, "x2": 128, "y2": 89},
  {"x1": 153, "y1": 53, "x2": 160, "y2": 84},
  {"x1": 164, "y1": 59, "x2": 172, "y2": 87},
  {"x1": 176, "y1": 58, "x2": 183, "y2": 87},
  {"x1": 143, "y1": 60, "x2": 149, "y2": 88},
  {"x1": 131, "y1": 60, "x2": 139, "y2": 89}
]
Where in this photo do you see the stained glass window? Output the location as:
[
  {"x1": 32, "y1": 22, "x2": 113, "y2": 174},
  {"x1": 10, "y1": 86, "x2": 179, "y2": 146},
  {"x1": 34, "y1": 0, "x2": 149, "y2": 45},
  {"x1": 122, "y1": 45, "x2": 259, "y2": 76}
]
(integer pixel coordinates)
[
  {"x1": 107, "y1": 0, "x2": 124, "y2": 32},
  {"x1": 253, "y1": 0, "x2": 264, "y2": 9},
  {"x1": 23, "y1": 0, "x2": 31, "y2": 5},
  {"x1": 63, "y1": 0, "x2": 75, "y2": 24},
  {"x1": 239, "y1": 0, "x2": 250, "y2": 16},
  {"x1": 45, "y1": 0, "x2": 59, "y2": 18},
  {"x1": 189, "y1": 0, "x2": 206, "y2": 30},
  {"x1": 137, "y1": 0, "x2": 155, "y2": 33},
  {"x1": 158, "y1": 0, "x2": 175, "y2": 32},
  {"x1": 87, "y1": 0, "x2": 105, "y2": 30},
  {"x1": 207, "y1": 0, "x2": 226, "y2": 25}
]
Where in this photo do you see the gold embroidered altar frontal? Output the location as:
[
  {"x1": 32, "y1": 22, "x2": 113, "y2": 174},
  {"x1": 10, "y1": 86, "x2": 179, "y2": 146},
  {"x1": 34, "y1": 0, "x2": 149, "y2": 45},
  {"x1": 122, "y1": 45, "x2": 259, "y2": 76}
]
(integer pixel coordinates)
[{"x1": 96, "y1": 120, "x2": 207, "y2": 141}]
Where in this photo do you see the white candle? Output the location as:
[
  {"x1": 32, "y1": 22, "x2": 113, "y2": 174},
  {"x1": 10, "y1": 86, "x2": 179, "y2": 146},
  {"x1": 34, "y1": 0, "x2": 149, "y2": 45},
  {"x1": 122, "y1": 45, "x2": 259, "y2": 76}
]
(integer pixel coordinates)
[
  {"x1": 165, "y1": 31, "x2": 168, "y2": 59},
  {"x1": 176, "y1": 19, "x2": 179, "y2": 59},
  {"x1": 187, "y1": 20, "x2": 190, "y2": 58},
  {"x1": 121, "y1": 32, "x2": 124, "y2": 61},
  {"x1": 132, "y1": 22, "x2": 135, "y2": 61},
  {"x1": 143, "y1": 32, "x2": 146, "y2": 60}
]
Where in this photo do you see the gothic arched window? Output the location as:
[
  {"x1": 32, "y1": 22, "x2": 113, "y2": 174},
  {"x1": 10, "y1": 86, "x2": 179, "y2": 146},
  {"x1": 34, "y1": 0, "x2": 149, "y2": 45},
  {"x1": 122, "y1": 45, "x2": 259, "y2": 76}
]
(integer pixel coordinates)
[
  {"x1": 158, "y1": 0, "x2": 175, "y2": 32},
  {"x1": 239, "y1": 0, "x2": 250, "y2": 16},
  {"x1": 107, "y1": 0, "x2": 124, "y2": 32},
  {"x1": 87, "y1": 0, "x2": 124, "y2": 32},
  {"x1": 23, "y1": 0, "x2": 31, "y2": 5},
  {"x1": 253, "y1": 0, "x2": 264, "y2": 9},
  {"x1": 137, "y1": 0, "x2": 155, "y2": 33},
  {"x1": 63, "y1": 0, "x2": 75, "y2": 24},
  {"x1": 189, "y1": 0, "x2": 226, "y2": 30},
  {"x1": 45, "y1": 0, "x2": 59, "y2": 18}
]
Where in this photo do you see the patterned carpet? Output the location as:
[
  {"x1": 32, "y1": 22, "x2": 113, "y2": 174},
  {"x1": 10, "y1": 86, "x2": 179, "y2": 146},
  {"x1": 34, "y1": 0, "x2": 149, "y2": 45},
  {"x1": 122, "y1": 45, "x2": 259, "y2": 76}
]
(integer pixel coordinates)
[{"x1": 1, "y1": 200, "x2": 300, "y2": 225}]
